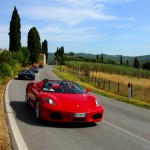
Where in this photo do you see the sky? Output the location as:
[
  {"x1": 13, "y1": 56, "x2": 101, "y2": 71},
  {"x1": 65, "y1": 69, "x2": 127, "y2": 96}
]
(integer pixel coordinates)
[{"x1": 0, "y1": 0, "x2": 150, "y2": 56}]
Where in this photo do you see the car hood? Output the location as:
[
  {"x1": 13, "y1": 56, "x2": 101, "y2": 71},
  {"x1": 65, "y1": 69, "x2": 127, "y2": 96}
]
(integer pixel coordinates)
[{"x1": 42, "y1": 93, "x2": 97, "y2": 110}]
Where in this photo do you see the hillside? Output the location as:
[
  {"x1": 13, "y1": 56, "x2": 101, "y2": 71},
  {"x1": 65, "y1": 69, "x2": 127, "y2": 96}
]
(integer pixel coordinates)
[
  {"x1": 74, "y1": 53, "x2": 150, "y2": 66},
  {"x1": 48, "y1": 52, "x2": 150, "y2": 66}
]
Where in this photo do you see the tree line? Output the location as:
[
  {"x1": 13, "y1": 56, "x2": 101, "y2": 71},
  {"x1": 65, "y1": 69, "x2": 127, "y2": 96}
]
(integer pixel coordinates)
[
  {"x1": 0, "y1": 6, "x2": 49, "y2": 77},
  {"x1": 60, "y1": 52, "x2": 150, "y2": 70},
  {"x1": 10, "y1": 6, "x2": 48, "y2": 64}
]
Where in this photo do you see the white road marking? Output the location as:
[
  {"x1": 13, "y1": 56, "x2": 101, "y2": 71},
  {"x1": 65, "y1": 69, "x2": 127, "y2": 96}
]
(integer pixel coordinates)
[
  {"x1": 50, "y1": 65, "x2": 62, "y2": 80},
  {"x1": 5, "y1": 79, "x2": 29, "y2": 150},
  {"x1": 4, "y1": 67, "x2": 150, "y2": 150},
  {"x1": 94, "y1": 93, "x2": 150, "y2": 112},
  {"x1": 103, "y1": 120, "x2": 150, "y2": 144}
]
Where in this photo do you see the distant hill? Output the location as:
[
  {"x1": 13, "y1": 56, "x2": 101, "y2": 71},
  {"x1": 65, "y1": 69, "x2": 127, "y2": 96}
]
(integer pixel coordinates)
[
  {"x1": 74, "y1": 53, "x2": 150, "y2": 66},
  {"x1": 48, "y1": 52, "x2": 150, "y2": 66}
]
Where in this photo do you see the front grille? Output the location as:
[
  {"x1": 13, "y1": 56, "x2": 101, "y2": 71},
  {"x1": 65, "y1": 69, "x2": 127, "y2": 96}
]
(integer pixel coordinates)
[
  {"x1": 73, "y1": 117, "x2": 86, "y2": 122},
  {"x1": 93, "y1": 113, "x2": 102, "y2": 120},
  {"x1": 50, "y1": 112, "x2": 63, "y2": 120}
]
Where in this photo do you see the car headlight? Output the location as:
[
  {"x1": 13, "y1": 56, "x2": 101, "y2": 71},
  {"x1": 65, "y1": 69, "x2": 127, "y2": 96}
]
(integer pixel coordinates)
[
  {"x1": 95, "y1": 99, "x2": 101, "y2": 107},
  {"x1": 44, "y1": 98, "x2": 56, "y2": 106}
]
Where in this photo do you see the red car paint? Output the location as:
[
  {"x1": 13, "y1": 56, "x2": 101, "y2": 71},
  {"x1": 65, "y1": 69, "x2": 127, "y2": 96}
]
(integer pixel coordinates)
[{"x1": 26, "y1": 80, "x2": 104, "y2": 123}]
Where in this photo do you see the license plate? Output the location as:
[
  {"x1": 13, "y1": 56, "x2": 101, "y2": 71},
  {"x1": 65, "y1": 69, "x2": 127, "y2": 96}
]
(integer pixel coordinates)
[{"x1": 74, "y1": 113, "x2": 86, "y2": 117}]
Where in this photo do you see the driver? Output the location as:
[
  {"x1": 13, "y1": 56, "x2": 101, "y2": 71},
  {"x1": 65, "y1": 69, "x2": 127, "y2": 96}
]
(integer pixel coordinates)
[
  {"x1": 43, "y1": 82, "x2": 54, "y2": 92},
  {"x1": 48, "y1": 83, "x2": 54, "y2": 92}
]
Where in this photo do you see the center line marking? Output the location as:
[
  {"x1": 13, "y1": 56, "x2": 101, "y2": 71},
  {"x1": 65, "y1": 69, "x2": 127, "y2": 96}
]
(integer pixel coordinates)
[{"x1": 103, "y1": 120, "x2": 150, "y2": 144}]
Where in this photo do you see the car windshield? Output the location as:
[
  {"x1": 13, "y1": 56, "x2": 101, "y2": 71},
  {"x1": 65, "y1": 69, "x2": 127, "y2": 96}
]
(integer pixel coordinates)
[
  {"x1": 26, "y1": 70, "x2": 32, "y2": 73},
  {"x1": 42, "y1": 81, "x2": 86, "y2": 94}
]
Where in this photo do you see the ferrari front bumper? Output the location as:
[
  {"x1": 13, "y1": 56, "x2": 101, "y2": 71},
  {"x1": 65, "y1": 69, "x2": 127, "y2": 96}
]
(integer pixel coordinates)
[{"x1": 40, "y1": 104, "x2": 104, "y2": 123}]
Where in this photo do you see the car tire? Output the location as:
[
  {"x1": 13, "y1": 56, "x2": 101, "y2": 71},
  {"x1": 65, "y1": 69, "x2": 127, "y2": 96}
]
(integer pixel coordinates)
[
  {"x1": 31, "y1": 77, "x2": 35, "y2": 80},
  {"x1": 25, "y1": 91, "x2": 29, "y2": 106},
  {"x1": 35, "y1": 100, "x2": 41, "y2": 120}
]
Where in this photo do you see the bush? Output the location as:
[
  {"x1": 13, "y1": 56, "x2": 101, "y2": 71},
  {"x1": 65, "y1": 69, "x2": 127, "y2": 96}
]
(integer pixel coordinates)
[
  {"x1": 0, "y1": 63, "x2": 12, "y2": 77},
  {"x1": 143, "y1": 61, "x2": 150, "y2": 70}
]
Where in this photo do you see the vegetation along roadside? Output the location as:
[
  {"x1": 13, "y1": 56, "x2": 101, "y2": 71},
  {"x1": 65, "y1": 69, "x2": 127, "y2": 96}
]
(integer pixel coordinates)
[
  {"x1": 0, "y1": 77, "x2": 12, "y2": 150},
  {"x1": 53, "y1": 65, "x2": 150, "y2": 110}
]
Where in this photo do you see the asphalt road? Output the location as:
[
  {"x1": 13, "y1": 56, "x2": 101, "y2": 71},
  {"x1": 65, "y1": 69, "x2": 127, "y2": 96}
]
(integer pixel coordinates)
[{"x1": 6, "y1": 65, "x2": 150, "y2": 150}]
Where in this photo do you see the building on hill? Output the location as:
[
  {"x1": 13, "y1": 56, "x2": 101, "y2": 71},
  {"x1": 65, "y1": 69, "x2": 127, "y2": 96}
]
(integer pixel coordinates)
[{"x1": 39, "y1": 53, "x2": 46, "y2": 66}]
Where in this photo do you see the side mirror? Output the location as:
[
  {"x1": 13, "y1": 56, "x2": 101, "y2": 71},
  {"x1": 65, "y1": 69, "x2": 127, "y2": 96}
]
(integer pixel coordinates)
[
  {"x1": 31, "y1": 82, "x2": 35, "y2": 86},
  {"x1": 86, "y1": 88, "x2": 92, "y2": 93},
  {"x1": 30, "y1": 82, "x2": 38, "y2": 89},
  {"x1": 32, "y1": 85, "x2": 38, "y2": 89}
]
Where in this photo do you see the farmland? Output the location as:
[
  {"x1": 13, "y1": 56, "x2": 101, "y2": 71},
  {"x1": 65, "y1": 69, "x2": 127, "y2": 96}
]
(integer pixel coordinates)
[{"x1": 53, "y1": 62, "x2": 150, "y2": 109}]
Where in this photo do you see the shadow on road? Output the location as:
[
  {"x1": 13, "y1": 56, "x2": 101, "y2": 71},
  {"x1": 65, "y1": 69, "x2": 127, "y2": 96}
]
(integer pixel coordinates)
[
  {"x1": 13, "y1": 77, "x2": 34, "y2": 81},
  {"x1": 10, "y1": 101, "x2": 97, "y2": 128}
]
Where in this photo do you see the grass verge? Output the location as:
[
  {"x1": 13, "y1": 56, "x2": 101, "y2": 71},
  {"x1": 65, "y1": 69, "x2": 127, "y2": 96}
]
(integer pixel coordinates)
[
  {"x1": 0, "y1": 77, "x2": 12, "y2": 150},
  {"x1": 53, "y1": 65, "x2": 150, "y2": 110}
]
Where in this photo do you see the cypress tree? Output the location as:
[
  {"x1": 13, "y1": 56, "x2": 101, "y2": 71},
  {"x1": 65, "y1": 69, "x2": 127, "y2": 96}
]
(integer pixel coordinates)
[
  {"x1": 9, "y1": 6, "x2": 21, "y2": 52},
  {"x1": 42, "y1": 42, "x2": 44, "y2": 53},
  {"x1": 27, "y1": 27, "x2": 41, "y2": 64},
  {"x1": 120, "y1": 55, "x2": 123, "y2": 65},
  {"x1": 43, "y1": 40, "x2": 48, "y2": 63},
  {"x1": 96, "y1": 55, "x2": 99, "y2": 60},
  {"x1": 127, "y1": 60, "x2": 129, "y2": 66},
  {"x1": 133, "y1": 57, "x2": 140, "y2": 68},
  {"x1": 101, "y1": 53, "x2": 103, "y2": 62},
  {"x1": 54, "y1": 46, "x2": 65, "y2": 65}
]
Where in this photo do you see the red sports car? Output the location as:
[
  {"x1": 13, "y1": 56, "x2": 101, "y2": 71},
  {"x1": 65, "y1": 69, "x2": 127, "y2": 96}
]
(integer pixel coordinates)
[{"x1": 25, "y1": 79, "x2": 104, "y2": 123}]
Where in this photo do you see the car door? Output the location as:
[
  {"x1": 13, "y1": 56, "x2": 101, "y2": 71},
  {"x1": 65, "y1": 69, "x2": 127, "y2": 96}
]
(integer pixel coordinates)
[{"x1": 28, "y1": 83, "x2": 40, "y2": 108}]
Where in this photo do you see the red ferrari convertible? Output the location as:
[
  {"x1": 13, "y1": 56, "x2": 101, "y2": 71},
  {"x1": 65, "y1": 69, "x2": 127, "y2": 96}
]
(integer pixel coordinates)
[{"x1": 25, "y1": 79, "x2": 104, "y2": 123}]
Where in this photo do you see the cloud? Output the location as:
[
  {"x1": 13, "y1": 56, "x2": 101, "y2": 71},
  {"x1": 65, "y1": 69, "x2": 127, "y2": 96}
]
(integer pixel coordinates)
[
  {"x1": 18, "y1": 0, "x2": 134, "y2": 44},
  {"x1": 38, "y1": 23, "x2": 106, "y2": 42},
  {"x1": 20, "y1": 0, "x2": 134, "y2": 27},
  {"x1": 0, "y1": 0, "x2": 135, "y2": 50}
]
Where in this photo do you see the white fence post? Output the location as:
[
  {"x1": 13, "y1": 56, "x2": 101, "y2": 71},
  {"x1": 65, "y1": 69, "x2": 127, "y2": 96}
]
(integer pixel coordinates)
[{"x1": 128, "y1": 83, "x2": 132, "y2": 100}]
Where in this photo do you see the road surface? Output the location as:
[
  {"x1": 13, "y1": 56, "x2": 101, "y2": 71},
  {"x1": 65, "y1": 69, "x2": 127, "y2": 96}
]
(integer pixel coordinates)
[{"x1": 5, "y1": 65, "x2": 150, "y2": 150}]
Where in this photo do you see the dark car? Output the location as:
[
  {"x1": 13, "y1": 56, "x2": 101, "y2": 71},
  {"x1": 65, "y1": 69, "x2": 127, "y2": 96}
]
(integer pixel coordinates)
[
  {"x1": 29, "y1": 66, "x2": 39, "y2": 73},
  {"x1": 18, "y1": 70, "x2": 35, "y2": 80},
  {"x1": 39, "y1": 64, "x2": 44, "y2": 68}
]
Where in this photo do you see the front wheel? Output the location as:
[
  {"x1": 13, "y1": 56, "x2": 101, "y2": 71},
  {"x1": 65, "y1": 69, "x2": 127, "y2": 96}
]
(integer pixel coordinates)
[
  {"x1": 35, "y1": 101, "x2": 41, "y2": 120},
  {"x1": 25, "y1": 91, "x2": 29, "y2": 105}
]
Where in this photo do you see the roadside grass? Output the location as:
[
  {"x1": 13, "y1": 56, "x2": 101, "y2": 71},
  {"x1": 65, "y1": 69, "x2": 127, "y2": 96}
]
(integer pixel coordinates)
[
  {"x1": 0, "y1": 64, "x2": 149, "y2": 150},
  {"x1": 0, "y1": 77, "x2": 12, "y2": 150},
  {"x1": 92, "y1": 72, "x2": 150, "y2": 87},
  {"x1": 53, "y1": 65, "x2": 150, "y2": 110},
  {"x1": 0, "y1": 65, "x2": 38, "y2": 150}
]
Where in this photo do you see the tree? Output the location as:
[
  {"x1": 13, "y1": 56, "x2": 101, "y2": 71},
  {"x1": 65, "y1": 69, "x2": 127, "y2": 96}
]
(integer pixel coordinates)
[
  {"x1": 21, "y1": 47, "x2": 30, "y2": 66},
  {"x1": 120, "y1": 55, "x2": 123, "y2": 65},
  {"x1": 27, "y1": 27, "x2": 41, "y2": 64},
  {"x1": 101, "y1": 53, "x2": 103, "y2": 62},
  {"x1": 42, "y1": 40, "x2": 48, "y2": 63},
  {"x1": 96, "y1": 55, "x2": 99, "y2": 60},
  {"x1": 9, "y1": 6, "x2": 21, "y2": 52},
  {"x1": 54, "y1": 46, "x2": 65, "y2": 65},
  {"x1": 126, "y1": 60, "x2": 129, "y2": 66},
  {"x1": 0, "y1": 50, "x2": 12, "y2": 64},
  {"x1": 133, "y1": 57, "x2": 139, "y2": 68},
  {"x1": 143, "y1": 61, "x2": 150, "y2": 70},
  {"x1": 69, "y1": 52, "x2": 74, "y2": 56}
]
